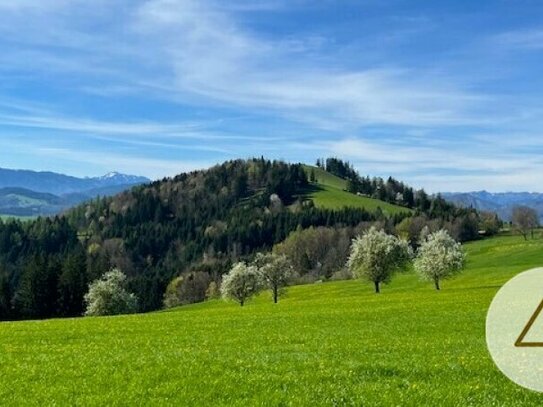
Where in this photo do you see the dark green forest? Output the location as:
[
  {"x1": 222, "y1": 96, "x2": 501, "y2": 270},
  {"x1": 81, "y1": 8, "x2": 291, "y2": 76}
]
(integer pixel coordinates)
[{"x1": 0, "y1": 158, "x2": 486, "y2": 320}]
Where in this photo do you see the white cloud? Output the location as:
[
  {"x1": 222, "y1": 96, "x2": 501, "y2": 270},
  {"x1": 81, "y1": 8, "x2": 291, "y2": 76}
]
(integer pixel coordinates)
[
  {"x1": 0, "y1": 0, "x2": 540, "y2": 191},
  {"x1": 132, "y1": 0, "x2": 488, "y2": 128},
  {"x1": 0, "y1": 0, "x2": 491, "y2": 128}
]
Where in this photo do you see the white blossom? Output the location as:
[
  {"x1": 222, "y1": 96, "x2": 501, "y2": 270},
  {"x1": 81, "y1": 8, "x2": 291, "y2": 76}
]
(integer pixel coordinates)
[
  {"x1": 414, "y1": 229, "x2": 465, "y2": 290},
  {"x1": 347, "y1": 227, "x2": 411, "y2": 293},
  {"x1": 221, "y1": 262, "x2": 262, "y2": 306}
]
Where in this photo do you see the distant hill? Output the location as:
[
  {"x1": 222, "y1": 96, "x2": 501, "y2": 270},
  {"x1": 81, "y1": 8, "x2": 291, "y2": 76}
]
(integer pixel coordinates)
[
  {"x1": 0, "y1": 168, "x2": 150, "y2": 196},
  {"x1": 0, "y1": 169, "x2": 150, "y2": 217},
  {"x1": 0, "y1": 184, "x2": 147, "y2": 217},
  {"x1": 442, "y1": 191, "x2": 543, "y2": 221}
]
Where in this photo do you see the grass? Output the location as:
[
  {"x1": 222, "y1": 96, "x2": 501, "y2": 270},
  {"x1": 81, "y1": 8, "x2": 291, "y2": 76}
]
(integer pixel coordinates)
[
  {"x1": 0, "y1": 214, "x2": 37, "y2": 221},
  {"x1": 1, "y1": 234, "x2": 543, "y2": 405},
  {"x1": 301, "y1": 165, "x2": 411, "y2": 216}
]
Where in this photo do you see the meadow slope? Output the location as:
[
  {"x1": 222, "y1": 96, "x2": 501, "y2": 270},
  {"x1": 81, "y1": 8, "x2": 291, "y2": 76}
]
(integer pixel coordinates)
[
  {"x1": 1, "y1": 235, "x2": 543, "y2": 405},
  {"x1": 301, "y1": 165, "x2": 411, "y2": 215}
]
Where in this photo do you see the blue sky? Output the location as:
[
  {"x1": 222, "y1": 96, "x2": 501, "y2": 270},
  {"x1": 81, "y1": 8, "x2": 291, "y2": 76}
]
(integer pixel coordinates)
[{"x1": 1, "y1": 0, "x2": 543, "y2": 192}]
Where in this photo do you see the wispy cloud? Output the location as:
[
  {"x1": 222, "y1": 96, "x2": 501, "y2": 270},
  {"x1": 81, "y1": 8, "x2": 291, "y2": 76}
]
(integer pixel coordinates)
[
  {"x1": 132, "y1": 0, "x2": 489, "y2": 128},
  {"x1": 493, "y1": 29, "x2": 543, "y2": 50},
  {"x1": 293, "y1": 134, "x2": 543, "y2": 192},
  {"x1": 0, "y1": 1, "x2": 541, "y2": 190}
]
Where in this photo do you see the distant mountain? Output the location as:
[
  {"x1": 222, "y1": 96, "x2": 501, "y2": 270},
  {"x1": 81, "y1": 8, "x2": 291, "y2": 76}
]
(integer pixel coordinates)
[
  {"x1": 0, "y1": 169, "x2": 150, "y2": 217},
  {"x1": 0, "y1": 184, "x2": 149, "y2": 217},
  {"x1": 441, "y1": 191, "x2": 543, "y2": 221},
  {"x1": 0, "y1": 168, "x2": 150, "y2": 196}
]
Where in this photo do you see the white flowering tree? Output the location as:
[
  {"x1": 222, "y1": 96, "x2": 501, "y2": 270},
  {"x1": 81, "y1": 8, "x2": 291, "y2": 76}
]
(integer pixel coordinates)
[
  {"x1": 414, "y1": 229, "x2": 465, "y2": 290},
  {"x1": 253, "y1": 253, "x2": 294, "y2": 303},
  {"x1": 347, "y1": 227, "x2": 411, "y2": 293},
  {"x1": 84, "y1": 268, "x2": 138, "y2": 316},
  {"x1": 220, "y1": 262, "x2": 261, "y2": 306}
]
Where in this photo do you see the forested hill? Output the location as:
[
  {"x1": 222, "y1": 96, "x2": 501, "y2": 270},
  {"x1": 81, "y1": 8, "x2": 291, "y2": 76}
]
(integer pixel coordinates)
[
  {"x1": 0, "y1": 158, "x2": 484, "y2": 321},
  {"x1": 0, "y1": 159, "x2": 386, "y2": 319}
]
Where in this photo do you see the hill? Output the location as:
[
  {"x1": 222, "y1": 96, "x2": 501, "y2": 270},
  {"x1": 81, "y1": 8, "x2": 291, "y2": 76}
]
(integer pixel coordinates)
[
  {"x1": 0, "y1": 159, "x2": 383, "y2": 319},
  {"x1": 0, "y1": 158, "x2": 484, "y2": 320},
  {"x1": 1, "y1": 234, "x2": 542, "y2": 405},
  {"x1": 0, "y1": 169, "x2": 150, "y2": 217},
  {"x1": 443, "y1": 190, "x2": 543, "y2": 221},
  {"x1": 0, "y1": 167, "x2": 149, "y2": 195},
  {"x1": 0, "y1": 184, "x2": 148, "y2": 217},
  {"x1": 0, "y1": 187, "x2": 64, "y2": 216},
  {"x1": 302, "y1": 165, "x2": 411, "y2": 215}
]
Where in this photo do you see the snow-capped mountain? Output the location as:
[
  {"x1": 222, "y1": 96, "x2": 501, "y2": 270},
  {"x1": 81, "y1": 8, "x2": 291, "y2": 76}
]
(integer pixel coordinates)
[
  {"x1": 90, "y1": 172, "x2": 150, "y2": 187},
  {"x1": 0, "y1": 168, "x2": 150, "y2": 196},
  {"x1": 0, "y1": 168, "x2": 151, "y2": 217}
]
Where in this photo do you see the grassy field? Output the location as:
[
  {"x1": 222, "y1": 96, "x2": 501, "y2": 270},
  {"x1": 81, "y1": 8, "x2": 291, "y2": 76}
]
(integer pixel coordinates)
[
  {"x1": 301, "y1": 165, "x2": 411, "y2": 216},
  {"x1": 1, "y1": 234, "x2": 543, "y2": 405}
]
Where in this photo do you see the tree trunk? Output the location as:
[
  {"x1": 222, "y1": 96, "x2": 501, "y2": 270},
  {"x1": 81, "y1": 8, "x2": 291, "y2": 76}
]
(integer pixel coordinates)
[
  {"x1": 434, "y1": 278, "x2": 440, "y2": 291},
  {"x1": 240, "y1": 299, "x2": 244, "y2": 307},
  {"x1": 374, "y1": 281, "x2": 380, "y2": 294},
  {"x1": 273, "y1": 286, "x2": 278, "y2": 304}
]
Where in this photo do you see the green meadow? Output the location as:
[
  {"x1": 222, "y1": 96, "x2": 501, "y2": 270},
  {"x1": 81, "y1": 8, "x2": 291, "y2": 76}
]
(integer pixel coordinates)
[
  {"x1": 301, "y1": 165, "x2": 411, "y2": 216},
  {"x1": 1, "y1": 234, "x2": 543, "y2": 405}
]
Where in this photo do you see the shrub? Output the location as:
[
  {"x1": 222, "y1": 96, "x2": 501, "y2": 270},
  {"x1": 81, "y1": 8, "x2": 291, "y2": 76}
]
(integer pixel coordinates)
[{"x1": 84, "y1": 269, "x2": 138, "y2": 316}]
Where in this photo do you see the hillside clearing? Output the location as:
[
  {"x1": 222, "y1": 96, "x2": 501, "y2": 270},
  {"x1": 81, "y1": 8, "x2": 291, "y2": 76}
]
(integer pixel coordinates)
[{"x1": 301, "y1": 165, "x2": 411, "y2": 215}]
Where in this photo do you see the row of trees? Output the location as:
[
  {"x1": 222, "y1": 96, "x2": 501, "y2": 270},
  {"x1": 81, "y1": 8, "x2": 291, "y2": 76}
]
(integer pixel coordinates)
[
  {"x1": 221, "y1": 254, "x2": 294, "y2": 305},
  {"x1": 216, "y1": 227, "x2": 465, "y2": 307},
  {"x1": 347, "y1": 227, "x2": 464, "y2": 293}
]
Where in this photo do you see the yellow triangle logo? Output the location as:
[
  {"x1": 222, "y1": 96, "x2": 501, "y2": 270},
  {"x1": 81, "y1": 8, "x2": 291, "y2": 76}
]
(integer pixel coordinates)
[{"x1": 515, "y1": 300, "x2": 543, "y2": 347}]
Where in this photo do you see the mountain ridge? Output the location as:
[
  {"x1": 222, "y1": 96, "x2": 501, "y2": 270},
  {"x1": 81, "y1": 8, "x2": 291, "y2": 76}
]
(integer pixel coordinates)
[
  {"x1": 442, "y1": 190, "x2": 543, "y2": 221},
  {"x1": 0, "y1": 168, "x2": 150, "y2": 217},
  {"x1": 0, "y1": 167, "x2": 150, "y2": 196}
]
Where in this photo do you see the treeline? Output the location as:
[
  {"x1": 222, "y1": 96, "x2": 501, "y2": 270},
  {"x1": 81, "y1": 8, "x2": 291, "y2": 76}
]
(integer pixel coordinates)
[
  {"x1": 0, "y1": 217, "x2": 87, "y2": 319},
  {"x1": 0, "y1": 159, "x2": 401, "y2": 320},
  {"x1": 315, "y1": 157, "x2": 502, "y2": 240}
]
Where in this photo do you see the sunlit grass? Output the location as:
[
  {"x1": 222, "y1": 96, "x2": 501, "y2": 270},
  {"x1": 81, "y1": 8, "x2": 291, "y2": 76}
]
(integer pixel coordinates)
[
  {"x1": 1, "y1": 234, "x2": 543, "y2": 405},
  {"x1": 301, "y1": 165, "x2": 411, "y2": 216}
]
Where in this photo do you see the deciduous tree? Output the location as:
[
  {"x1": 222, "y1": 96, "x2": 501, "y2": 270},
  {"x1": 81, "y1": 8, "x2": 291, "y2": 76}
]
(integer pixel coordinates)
[
  {"x1": 512, "y1": 206, "x2": 539, "y2": 240},
  {"x1": 347, "y1": 227, "x2": 411, "y2": 293},
  {"x1": 414, "y1": 230, "x2": 465, "y2": 290},
  {"x1": 220, "y1": 262, "x2": 261, "y2": 306},
  {"x1": 253, "y1": 253, "x2": 293, "y2": 303}
]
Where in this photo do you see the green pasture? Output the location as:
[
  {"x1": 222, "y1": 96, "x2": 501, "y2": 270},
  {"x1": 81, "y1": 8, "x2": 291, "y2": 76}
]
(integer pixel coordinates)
[{"x1": 1, "y1": 235, "x2": 543, "y2": 405}]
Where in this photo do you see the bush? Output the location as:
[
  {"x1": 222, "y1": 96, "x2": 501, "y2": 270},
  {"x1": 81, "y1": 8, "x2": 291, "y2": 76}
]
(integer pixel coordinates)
[
  {"x1": 84, "y1": 269, "x2": 138, "y2": 316},
  {"x1": 163, "y1": 272, "x2": 212, "y2": 308},
  {"x1": 329, "y1": 268, "x2": 353, "y2": 281},
  {"x1": 163, "y1": 276, "x2": 184, "y2": 309}
]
